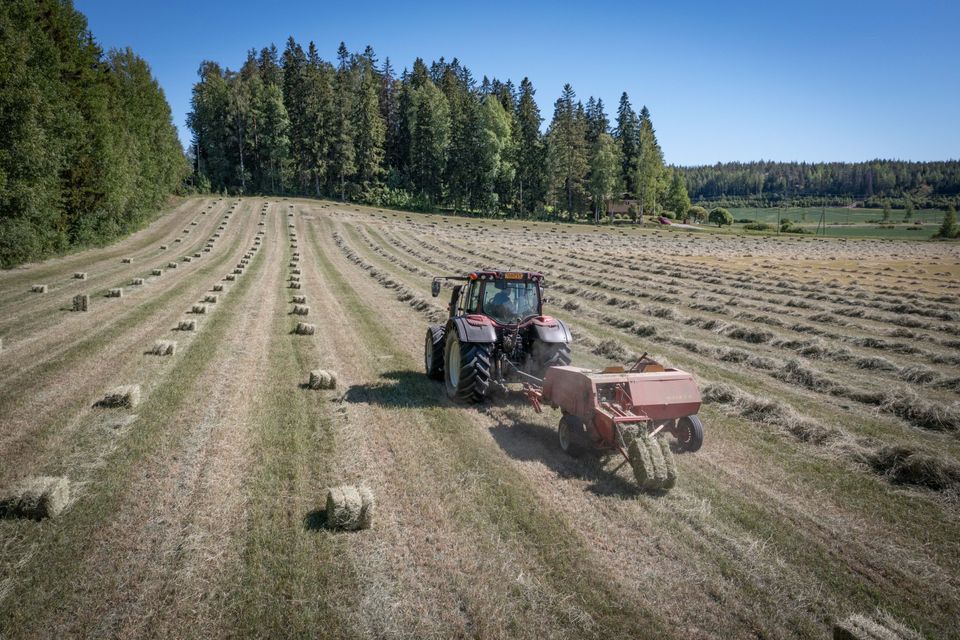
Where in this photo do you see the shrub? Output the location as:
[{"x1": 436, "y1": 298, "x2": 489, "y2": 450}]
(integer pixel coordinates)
[{"x1": 708, "y1": 207, "x2": 733, "y2": 227}]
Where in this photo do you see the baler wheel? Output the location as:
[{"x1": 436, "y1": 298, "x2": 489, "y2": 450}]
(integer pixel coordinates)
[
  {"x1": 674, "y1": 415, "x2": 704, "y2": 453},
  {"x1": 424, "y1": 325, "x2": 445, "y2": 380},
  {"x1": 558, "y1": 415, "x2": 588, "y2": 457}
]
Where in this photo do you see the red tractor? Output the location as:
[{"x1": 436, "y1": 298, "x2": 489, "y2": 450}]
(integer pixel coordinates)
[{"x1": 424, "y1": 270, "x2": 571, "y2": 403}]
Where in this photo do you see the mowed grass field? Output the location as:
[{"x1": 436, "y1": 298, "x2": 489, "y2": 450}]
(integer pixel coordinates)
[
  {"x1": 1, "y1": 196, "x2": 959, "y2": 639},
  {"x1": 727, "y1": 206, "x2": 948, "y2": 239}
]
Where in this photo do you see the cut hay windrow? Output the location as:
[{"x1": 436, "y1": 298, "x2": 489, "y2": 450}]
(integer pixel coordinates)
[
  {"x1": 833, "y1": 612, "x2": 922, "y2": 640},
  {"x1": 149, "y1": 340, "x2": 177, "y2": 356},
  {"x1": 204, "y1": 294, "x2": 218, "y2": 304},
  {"x1": 0, "y1": 476, "x2": 70, "y2": 520},
  {"x1": 97, "y1": 384, "x2": 141, "y2": 408},
  {"x1": 178, "y1": 319, "x2": 196, "y2": 331},
  {"x1": 73, "y1": 294, "x2": 89, "y2": 312},
  {"x1": 152, "y1": 269, "x2": 163, "y2": 276},
  {"x1": 191, "y1": 304, "x2": 208, "y2": 314},
  {"x1": 107, "y1": 288, "x2": 123, "y2": 298},
  {"x1": 292, "y1": 305, "x2": 309, "y2": 316},
  {"x1": 74, "y1": 272, "x2": 87, "y2": 280},
  {"x1": 294, "y1": 322, "x2": 316, "y2": 335},
  {"x1": 31, "y1": 285, "x2": 47, "y2": 293},
  {"x1": 292, "y1": 295, "x2": 306, "y2": 304},
  {"x1": 308, "y1": 369, "x2": 338, "y2": 390},
  {"x1": 131, "y1": 278, "x2": 144, "y2": 286},
  {"x1": 325, "y1": 486, "x2": 374, "y2": 530}
]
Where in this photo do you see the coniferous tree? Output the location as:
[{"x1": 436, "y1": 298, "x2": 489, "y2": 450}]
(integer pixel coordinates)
[
  {"x1": 546, "y1": 84, "x2": 589, "y2": 215},
  {"x1": 937, "y1": 205, "x2": 957, "y2": 238},
  {"x1": 615, "y1": 93, "x2": 640, "y2": 195},
  {"x1": 635, "y1": 105, "x2": 666, "y2": 218},
  {"x1": 329, "y1": 42, "x2": 356, "y2": 200},
  {"x1": 352, "y1": 52, "x2": 386, "y2": 193},
  {"x1": 514, "y1": 78, "x2": 546, "y2": 214}
]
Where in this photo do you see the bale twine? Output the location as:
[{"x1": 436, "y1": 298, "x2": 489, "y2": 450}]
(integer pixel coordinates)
[
  {"x1": 325, "y1": 486, "x2": 374, "y2": 530},
  {"x1": 294, "y1": 322, "x2": 316, "y2": 335},
  {"x1": 204, "y1": 294, "x2": 218, "y2": 304},
  {"x1": 178, "y1": 319, "x2": 196, "y2": 331},
  {"x1": 99, "y1": 384, "x2": 141, "y2": 408},
  {"x1": 168, "y1": 262, "x2": 178, "y2": 269},
  {"x1": 293, "y1": 305, "x2": 310, "y2": 316},
  {"x1": 152, "y1": 269, "x2": 163, "y2": 276},
  {"x1": 108, "y1": 288, "x2": 123, "y2": 298},
  {"x1": 73, "y1": 294, "x2": 89, "y2": 312},
  {"x1": 289, "y1": 282, "x2": 301, "y2": 289},
  {"x1": 31, "y1": 285, "x2": 47, "y2": 293},
  {"x1": 309, "y1": 369, "x2": 338, "y2": 390},
  {"x1": 74, "y1": 272, "x2": 87, "y2": 280},
  {"x1": 292, "y1": 295, "x2": 306, "y2": 304},
  {"x1": 131, "y1": 278, "x2": 144, "y2": 286},
  {"x1": 122, "y1": 257, "x2": 133, "y2": 263},
  {"x1": 192, "y1": 304, "x2": 207, "y2": 314},
  {"x1": 213, "y1": 284, "x2": 224, "y2": 292},
  {"x1": 150, "y1": 340, "x2": 177, "y2": 356},
  {"x1": 0, "y1": 476, "x2": 70, "y2": 519}
]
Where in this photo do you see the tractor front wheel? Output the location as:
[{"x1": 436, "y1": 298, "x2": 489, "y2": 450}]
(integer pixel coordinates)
[
  {"x1": 674, "y1": 415, "x2": 704, "y2": 452},
  {"x1": 443, "y1": 331, "x2": 492, "y2": 403},
  {"x1": 424, "y1": 325, "x2": 445, "y2": 380}
]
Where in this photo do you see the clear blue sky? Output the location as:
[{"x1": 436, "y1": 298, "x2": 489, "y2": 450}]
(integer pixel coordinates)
[{"x1": 76, "y1": 0, "x2": 959, "y2": 166}]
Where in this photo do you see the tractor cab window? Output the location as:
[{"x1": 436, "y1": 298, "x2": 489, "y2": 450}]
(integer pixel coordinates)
[
  {"x1": 464, "y1": 282, "x2": 481, "y2": 314},
  {"x1": 481, "y1": 279, "x2": 540, "y2": 324}
]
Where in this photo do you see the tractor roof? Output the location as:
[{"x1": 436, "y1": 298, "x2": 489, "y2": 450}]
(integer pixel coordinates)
[{"x1": 468, "y1": 269, "x2": 544, "y2": 281}]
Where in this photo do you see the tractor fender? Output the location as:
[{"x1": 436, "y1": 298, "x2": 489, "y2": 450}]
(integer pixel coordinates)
[
  {"x1": 532, "y1": 316, "x2": 571, "y2": 343},
  {"x1": 448, "y1": 317, "x2": 497, "y2": 344}
]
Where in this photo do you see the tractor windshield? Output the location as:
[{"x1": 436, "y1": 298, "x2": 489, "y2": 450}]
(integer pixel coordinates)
[{"x1": 481, "y1": 279, "x2": 540, "y2": 324}]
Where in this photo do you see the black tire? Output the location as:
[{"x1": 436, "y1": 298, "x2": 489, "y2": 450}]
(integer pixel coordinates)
[
  {"x1": 443, "y1": 331, "x2": 492, "y2": 403},
  {"x1": 558, "y1": 415, "x2": 588, "y2": 457},
  {"x1": 675, "y1": 415, "x2": 704, "y2": 452},
  {"x1": 424, "y1": 325, "x2": 445, "y2": 380},
  {"x1": 530, "y1": 341, "x2": 572, "y2": 378}
]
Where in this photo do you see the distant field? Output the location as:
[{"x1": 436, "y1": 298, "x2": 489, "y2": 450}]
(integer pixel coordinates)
[
  {"x1": 726, "y1": 206, "x2": 947, "y2": 239},
  {"x1": 1, "y1": 197, "x2": 959, "y2": 638}
]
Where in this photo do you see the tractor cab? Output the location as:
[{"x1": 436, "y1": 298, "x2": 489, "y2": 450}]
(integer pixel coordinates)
[{"x1": 437, "y1": 270, "x2": 545, "y2": 326}]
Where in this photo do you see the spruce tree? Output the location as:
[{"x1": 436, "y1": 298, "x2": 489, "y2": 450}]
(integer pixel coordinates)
[
  {"x1": 937, "y1": 205, "x2": 957, "y2": 238},
  {"x1": 352, "y1": 54, "x2": 386, "y2": 193},
  {"x1": 514, "y1": 78, "x2": 545, "y2": 214},
  {"x1": 545, "y1": 84, "x2": 588, "y2": 215},
  {"x1": 329, "y1": 42, "x2": 356, "y2": 200},
  {"x1": 615, "y1": 93, "x2": 640, "y2": 195}
]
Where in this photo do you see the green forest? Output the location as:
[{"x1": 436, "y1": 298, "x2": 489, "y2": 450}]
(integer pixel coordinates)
[
  {"x1": 188, "y1": 41, "x2": 683, "y2": 220},
  {"x1": 0, "y1": 0, "x2": 187, "y2": 268}
]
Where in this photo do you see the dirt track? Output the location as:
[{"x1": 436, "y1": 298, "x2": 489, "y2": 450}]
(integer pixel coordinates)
[{"x1": 1, "y1": 197, "x2": 958, "y2": 639}]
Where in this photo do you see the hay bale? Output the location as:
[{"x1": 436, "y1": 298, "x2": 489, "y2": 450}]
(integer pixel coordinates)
[
  {"x1": 292, "y1": 305, "x2": 310, "y2": 316},
  {"x1": 122, "y1": 257, "x2": 133, "y2": 263},
  {"x1": 292, "y1": 295, "x2": 306, "y2": 304},
  {"x1": 204, "y1": 294, "x2": 218, "y2": 304},
  {"x1": 131, "y1": 278, "x2": 144, "y2": 286},
  {"x1": 325, "y1": 485, "x2": 374, "y2": 530},
  {"x1": 107, "y1": 288, "x2": 123, "y2": 298},
  {"x1": 150, "y1": 340, "x2": 177, "y2": 356},
  {"x1": 168, "y1": 262, "x2": 178, "y2": 269},
  {"x1": 72, "y1": 294, "x2": 89, "y2": 312},
  {"x1": 291, "y1": 268, "x2": 301, "y2": 275},
  {"x1": 31, "y1": 284, "x2": 47, "y2": 293},
  {"x1": 183, "y1": 256, "x2": 192, "y2": 263},
  {"x1": 289, "y1": 281, "x2": 301, "y2": 289},
  {"x1": 178, "y1": 319, "x2": 196, "y2": 331},
  {"x1": 175, "y1": 238, "x2": 182, "y2": 243},
  {"x1": 213, "y1": 284, "x2": 224, "y2": 292},
  {"x1": 74, "y1": 272, "x2": 87, "y2": 280},
  {"x1": 191, "y1": 304, "x2": 207, "y2": 314},
  {"x1": 657, "y1": 436, "x2": 677, "y2": 489},
  {"x1": 151, "y1": 269, "x2": 163, "y2": 276},
  {"x1": 160, "y1": 244, "x2": 168, "y2": 250},
  {"x1": 225, "y1": 274, "x2": 236, "y2": 281},
  {"x1": 628, "y1": 434, "x2": 673, "y2": 490},
  {"x1": 308, "y1": 369, "x2": 338, "y2": 390},
  {"x1": 233, "y1": 268, "x2": 243, "y2": 274},
  {"x1": 294, "y1": 322, "x2": 316, "y2": 335},
  {"x1": 98, "y1": 384, "x2": 141, "y2": 408},
  {"x1": 0, "y1": 476, "x2": 70, "y2": 519}
]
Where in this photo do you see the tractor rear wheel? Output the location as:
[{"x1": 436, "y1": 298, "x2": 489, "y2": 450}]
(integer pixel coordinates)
[
  {"x1": 443, "y1": 331, "x2": 492, "y2": 403},
  {"x1": 558, "y1": 415, "x2": 588, "y2": 457},
  {"x1": 530, "y1": 341, "x2": 572, "y2": 377},
  {"x1": 424, "y1": 325, "x2": 445, "y2": 380},
  {"x1": 674, "y1": 415, "x2": 704, "y2": 452}
]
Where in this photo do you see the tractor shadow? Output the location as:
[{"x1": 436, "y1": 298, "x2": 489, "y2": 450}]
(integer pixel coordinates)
[
  {"x1": 343, "y1": 369, "x2": 445, "y2": 409},
  {"x1": 483, "y1": 406, "x2": 648, "y2": 499}
]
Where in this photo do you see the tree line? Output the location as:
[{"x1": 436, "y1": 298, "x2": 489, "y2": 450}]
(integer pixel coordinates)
[
  {"x1": 188, "y1": 40, "x2": 691, "y2": 220},
  {"x1": 680, "y1": 160, "x2": 960, "y2": 210},
  {"x1": 0, "y1": 0, "x2": 188, "y2": 268}
]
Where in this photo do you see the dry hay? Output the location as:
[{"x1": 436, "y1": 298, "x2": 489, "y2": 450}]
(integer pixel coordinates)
[
  {"x1": 225, "y1": 274, "x2": 236, "y2": 281},
  {"x1": 292, "y1": 295, "x2": 307, "y2": 304},
  {"x1": 0, "y1": 476, "x2": 70, "y2": 520},
  {"x1": 213, "y1": 284, "x2": 224, "y2": 292},
  {"x1": 98, "y1": 384, "x2": 141, "y2": 408},
  {"x1": 122, "y1": 257, "x2": 133, "y2": 263},
  {"x1": 291, "y1": 268, "x2": 301, "y2": 275},
  {"x1": 175, "y1": 238, "x2": 182, "y2": 243},
  {"x1": 627, "y1": 434, "x2": 676, "y2": 490},
  {"x1": 204, "y1": 294, "x2": 218, "y2": 304},
  {"x1": 289, "y1": 281, "x2": 301, "y2": 289},
  {"x1": 289, "y1": 275, "x2": 300, "y2": 282},
  {"x1": 149, "y1": 340, "x2": 177, "y2": 356},
  {"x1": 294, "y1": 322, "x2": 316, "y2": 335},
  {"x1": 191, "y1": 304, "x2": 208, "y2": 314},
  {"x1": 325, "y1": 485, "x2": 374, "y2": 530},
  {"x1": 151, "y1": 268, "x2": 163, "y2": 276},
  {"x1": 131, "y1": 278, "x2": 144, "y2": 286},
  {"x1": 292, "y1": 305, "x2": 310, "y2": 316},
  {"x1": 833, "y1": 612, "x2": 922, "y2": 640},
  {"x1": 72, "y1": 294, "x2": 89, "y2": 312},
  {"x1": 183, "y1": 256, "x2": 192, "y2": 263},
  {"x1": 168, "y1": 262, "x2": 178, "y2": 269},
  {"x1": 178, "y1": 319, "x2": 196, "y2": 331},
  {"x1": 107, "y1": 288, "x2": 123, "y2": 298},
  {"x1": 233, "y1": 268, "x2": 243, "y2": 274},
  {"x1": 74, "y1": 272, "x2": 87, "y2": 280},
  {"x1": 160, "y1": 244, "x2": 168, "y2": 250},
  {"x1": 31, "y1": 284, "x2": 47, "y2": 293},
  {"x1": 308, "y1": 369, "x2": 338, "y2": 390}
]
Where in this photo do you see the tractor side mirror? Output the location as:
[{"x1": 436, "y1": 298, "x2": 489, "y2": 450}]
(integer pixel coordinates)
[{"x1": 431, "y1": 280, "x2": 441, "y2": 297}]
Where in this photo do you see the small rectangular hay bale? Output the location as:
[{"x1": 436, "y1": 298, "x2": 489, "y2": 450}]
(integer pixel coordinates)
[
  {"x1": 175, "y1": 238, "x2": 182, "y2": 243},
  {"x1": 308, "y1": 369, "x2": 338, "y2": 390},
  {"x1": 294, "y1": 322, "x2": 315, "y2": 335},
  {"x1": 178, "y1": 319, "x2": 196, "y2": 331},
  {"x1": 73, "y1": 294, "x2": 89, "y2": 312},
  {"x1": 122, "y1": 257, "x2": 133, "y2": 263},
  {"x1": 160, "y1": 244, "x2": 168, "y2": 250},
  {"x1": 150, "y1": 340, "x2": 177, "y2": 356},
  {"x1": 152, "y1": 269, "x2": 163, "y2": 276},
  {"x1": 131, "y1": 278, "x2": 144, "y2": 286},
  {"x1": 291, "y1": 268, "x2": 301, "y2": 275},
  {"x1": 183, "y1": 256, "x2": 192, "y2": 263},
  {"x1": 98, "y1": 384, "x2": 141, "y2": 408},
  {"x1": 289, "y1": 281, "x2": 301, "y2": 289},
  {"x1": 292, "y1": 295, "x2": 306, "y2": 304},
  {"x1": 0, "y1": 476, "x2": 70, "y2": 519},
  {"x1": 168, "y1": 262, "x2": 178, "y2": 269},
  {"x1": 204, "y1": 294, "x2": 218, "y2": 303},
  {"x1": 233, "y1": 268, "x2": 243, "y2": 275},
  {"x1": 31, "y1": 284, "x2": 47, "y2": 293},
  {"x1": 212, "y1": 284, "x2": 224, "y2": 292},
  {"x1": 225, "y1": 274, "x2": 236, "y2": 281},
  {"x1": 325, "y1": 485, "x2": 373, "y2": 530},
  {"x1": 74, "y1": 272, "x2": 87, "y2": 280},
  {"x1": 293, "y1": 305, "x2": 310, "y2": 315},
  {"x1": 194, "y1": 252, "x2": 201, "y2": 258},
  {"x1": 108, "y1": 288, "x2": 123, "y2": 298},
  {"x1": 191, "y1": 304, "x2": 207, "y2": 314}
]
